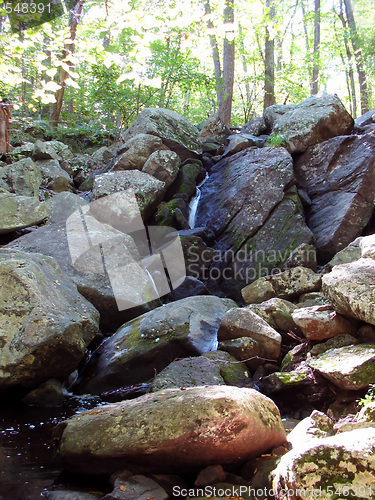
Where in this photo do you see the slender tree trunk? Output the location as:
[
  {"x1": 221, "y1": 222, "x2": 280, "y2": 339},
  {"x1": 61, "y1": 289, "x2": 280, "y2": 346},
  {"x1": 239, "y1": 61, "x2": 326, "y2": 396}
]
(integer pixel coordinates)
[
  {"x1": 338, "y1": 1, "x2": 357, "y2": 117},
  {"x1": 343, "y1": 0, "x2": 369, "y2": 114},
  {"x1": 263, "y1": 0, "x2": 276, "y2": 110},
  {"x1": 218, "y1": 0, "x2": 235, "y2": 126},
  {"x1": 311, "y1": 0, "x2": 320, "y2": 95},
  {"x1": 204, "y1": 0, "x2": 224, "y2": 108},
  {"x1": 0, "y1": 101, "x2": 12, "y2": 154},
  {"x1": 49, "y1": 1, "x2": 84, "y2": 127},
  {"x1": 238, "y1": 23, "x2": 251, "y2": 104},
  {"x1": 300, "y1": 0, "x2": 312, "y2": 90}
]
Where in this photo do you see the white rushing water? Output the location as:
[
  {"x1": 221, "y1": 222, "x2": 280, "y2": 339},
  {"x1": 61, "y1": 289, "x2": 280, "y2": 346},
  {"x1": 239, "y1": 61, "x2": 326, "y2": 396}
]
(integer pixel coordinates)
[{"x1": 188, "y1": 172, "x2": 209, "y2": 229}]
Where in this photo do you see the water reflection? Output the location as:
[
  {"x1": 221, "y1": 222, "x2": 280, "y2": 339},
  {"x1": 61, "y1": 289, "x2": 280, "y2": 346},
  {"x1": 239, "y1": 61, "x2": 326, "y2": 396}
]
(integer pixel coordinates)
[{"x1": 0, "y1": 396, "x2": 103, "y2": 500}]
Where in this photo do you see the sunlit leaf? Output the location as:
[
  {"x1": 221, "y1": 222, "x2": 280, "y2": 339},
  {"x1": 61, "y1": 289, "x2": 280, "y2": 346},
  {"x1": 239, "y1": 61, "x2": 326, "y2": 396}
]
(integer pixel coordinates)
[
  {"x1": 46, "y1": 68, "x2": 57, "y2": 78},
  {"x1": 65, "y1": 77, "x2": 80, "y2": 89},
  {"x1": 44, "y1": 80, "x2": 62, "y2": 92}
]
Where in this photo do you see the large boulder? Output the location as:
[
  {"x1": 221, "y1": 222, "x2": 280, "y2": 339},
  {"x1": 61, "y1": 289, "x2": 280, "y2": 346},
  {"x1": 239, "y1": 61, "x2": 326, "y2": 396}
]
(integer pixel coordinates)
[
  {"x1": 322, "y1": 258, "x2": 375, "y2": 325},
  {"x1": 0, "y1": 190, "x2": 50, "y2": 234},
  {"x1": 57, "y1": 386, "x2": 286, "y2": 474},
  {"x1": 195, "y1": 148, "x2": 313, "y2": 295},
  {"x1": 273, "y1": 428, "x2": 375, "y2": 499},
  {"x1": 92, "y1": 170, "x2": 166, "y2": 219},
  {"x1": 0, "y1": 158, "x2": 42, "y2": 197},
  {"x1": 74, "y1": 295, "x2": 236, "y2": 394},
  {"x1": 307, "y1": 344, "x2": 375, "y2": 390},
  {"x1": 121, "y1": 108, "x2": 201, "y2": 161},
  {"x1": 0, "y1": 249, "x2": 99, "y2": 391},
  {"x1": 264, "y1": 92, "x2": 354, "y2": 154},
  {"x1": 113, "y1": 134, "x2": 169, "y2": 171},
  {"x1": 294, "y1": 133, "x2": 375, "y2": 260},
  {"x1": 5, "y1": 219, "x2": 160, "y2": 332}
]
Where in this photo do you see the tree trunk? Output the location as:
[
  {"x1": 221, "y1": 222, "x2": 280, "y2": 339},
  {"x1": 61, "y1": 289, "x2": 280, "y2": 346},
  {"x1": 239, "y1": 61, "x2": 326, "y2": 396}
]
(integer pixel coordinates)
[
  {"x1": 204, "y1": 0, "x2": 224, "y2": 108},
  {"x1": 343, "y1": 0, "x2": 369, "y2": 114},
  {"x1": 0, "y1": 101, "x2": 12, "y2": 155},
  {"x1": 218, "y1": 0, "x2": 235, "y2": 126},
  {"x1": 311, "y1": 0, "x2": 320, "y2": 95},
  {"x1": 300, "y1": 0, "x2": 312, "y2": 90},
  {"x1": 263, "y1": 0, "x2": 276, "y2": 110},
  {"x1": 338, "y1": 1, "x2": 357, "y2": 117},
  {"x1": 49, "y1": 1, "x2": 84, "y2": 127}
]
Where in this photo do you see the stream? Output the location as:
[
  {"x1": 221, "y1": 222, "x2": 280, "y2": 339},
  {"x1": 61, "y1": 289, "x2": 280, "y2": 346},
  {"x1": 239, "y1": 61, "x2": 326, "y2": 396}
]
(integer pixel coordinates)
[{"x1": 0, "y1": 396, "x2": 109, "y2": 499}]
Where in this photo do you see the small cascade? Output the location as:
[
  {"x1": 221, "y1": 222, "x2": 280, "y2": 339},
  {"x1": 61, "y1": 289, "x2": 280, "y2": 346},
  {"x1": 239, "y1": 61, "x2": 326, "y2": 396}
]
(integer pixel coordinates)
[{"x1": 188, "y1": 172, "x2": 209, "y2": 229}]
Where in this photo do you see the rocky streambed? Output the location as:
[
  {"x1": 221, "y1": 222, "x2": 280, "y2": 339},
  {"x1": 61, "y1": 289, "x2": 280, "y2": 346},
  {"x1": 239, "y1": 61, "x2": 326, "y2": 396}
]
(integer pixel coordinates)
[{"x1": 1, "y1": 94, "x2": 375, "y2": 499}]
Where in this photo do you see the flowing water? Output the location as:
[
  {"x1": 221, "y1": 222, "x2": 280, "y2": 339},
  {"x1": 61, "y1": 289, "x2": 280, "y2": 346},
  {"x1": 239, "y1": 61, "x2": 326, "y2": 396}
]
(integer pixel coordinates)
[{"x1": 188, "y1": 173, "x2": 209, "y2": 229}]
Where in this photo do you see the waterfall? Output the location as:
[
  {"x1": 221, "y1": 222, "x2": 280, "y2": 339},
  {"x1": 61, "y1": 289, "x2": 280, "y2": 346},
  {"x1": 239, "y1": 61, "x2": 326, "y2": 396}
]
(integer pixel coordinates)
[{"x1": 188, "y1": 172, "x2": 209, "y2": 229}]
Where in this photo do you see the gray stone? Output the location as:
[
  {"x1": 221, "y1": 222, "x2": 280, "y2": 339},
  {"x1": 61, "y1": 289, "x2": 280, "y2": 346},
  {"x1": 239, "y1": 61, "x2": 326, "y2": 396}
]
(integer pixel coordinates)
[
  {"x1": 57, "y1": 386, "x2": 286, "y2": 474},
  {"x1": 309, "y1": 333, "x2": 358, "y2": 356},
  {"x1": 0, "y1": 249, "x2": 99, "y2": 390},
  {"x1": 92, "y1": 170, "x2": 166, "y2": 219},
  {"x1": 199, "y1": 113, "x2": 231, "y2": 143},
  {"x1": 5, "y1": 220, "x2": 158, "y2": 332},
  {"x1": 114, "y1": 133, "x2": 169, "y2": 171},
  {"x1": 203, "y1": 350, "x2": 250, "y2": 386},
  {"x1": 32, "y1": 139, "x2": 59, "y2": 161},
  {"x1": 75, "y1": 296, "x2": 236, "y2": 394},
  {"x1": 307, "y1": 344, "x2": 375, "y2": 390},
  {"x1": 151, "y1": 356, "x2": 225, "y2": 392},
  {"x1": 260, "y1": 365, "x2": 313, "y2": 394},
  {"x1": 240, "y1": 117, "x2": 267, "y2": 136},
  {"x1": 355, "y1": 109, "x2": 375, "y2": 127},
  {"x1": 222, "y1": 134, "x2": 258, "y2": 156},
  {"x1": 247, "y1": 298, "x2": 300, "y2": 335},
  {"x1": 294, "y1": 133, "x2": 375, "y2": 260},
  {"x1": 0, "y1": 190, "x2": 50, "y2": 234},
  {"x1": 121, "y1": 108, "x2": 201, "y2": 161},
  {"x1": 241, "y1": 267, "x2": 322, "y2": 304},
  {"x1": 0, "y1": 158, "x2": 42, "y2": 197},
  {"x1": 36, "y1": 159, "x2": 73, "y2": 192},
  {"x1": 272, "y1": 428, "x2": 375, "y2": 499},
  {"x1": 282, "y1": 243, "x2": 317, "y2": 272},
  {"x1": 218, "y1": 307, "x2": 281, "y2": 362},
  {"x1": 103, "y1": 476, "x2": 168, "y2": 500},
  {"x1": 322, "y1": 258, "x2": 375, "y2": 325},
  {"x1": 142, "y1": 149, "x2": 180, "y2": 188},
  {"x1": 46, "y1": 192, "x2": 89, "y2": 225},
  {"x1": 264, "y1": 92, "x2": 354, "y2": 154}
]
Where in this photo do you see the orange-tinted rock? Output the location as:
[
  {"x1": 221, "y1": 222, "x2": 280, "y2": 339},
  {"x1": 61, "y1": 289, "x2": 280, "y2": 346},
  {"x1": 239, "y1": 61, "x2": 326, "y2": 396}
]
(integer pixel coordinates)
[{"x1": 57, "y1": 386, "x2": 286, "y2": 474}]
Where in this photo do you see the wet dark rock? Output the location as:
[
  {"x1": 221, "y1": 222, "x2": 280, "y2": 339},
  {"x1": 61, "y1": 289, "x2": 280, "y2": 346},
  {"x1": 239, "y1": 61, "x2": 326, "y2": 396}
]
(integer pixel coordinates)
[
  {"x1": 294, "y1": 133, "x2": 375, "y2": 260},
  {"x1": 74, "y1": 296, "x2": 236, "y2": 394}
]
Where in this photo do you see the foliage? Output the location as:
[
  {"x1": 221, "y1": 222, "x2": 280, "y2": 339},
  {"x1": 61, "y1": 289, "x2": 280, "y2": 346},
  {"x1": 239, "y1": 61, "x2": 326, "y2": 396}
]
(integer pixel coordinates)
[
  {"x1": 0, "y1": 0, "x2": 374, "y2": 133},
  {"x1": 266, "y1": 132, "x2": 288, "y2": 148},
  {"x1": 358, "y1": 384, "x2": 375, "y2": 408}
]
